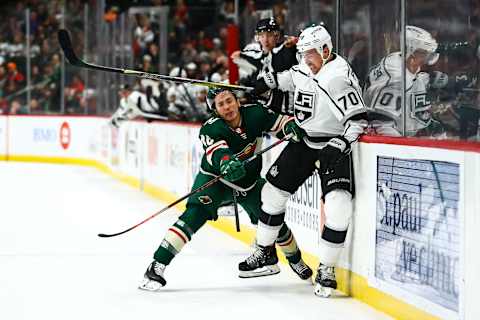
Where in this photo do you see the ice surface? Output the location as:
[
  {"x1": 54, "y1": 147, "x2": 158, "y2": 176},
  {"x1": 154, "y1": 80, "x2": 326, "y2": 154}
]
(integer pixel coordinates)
[{"x1": 0, "y1": 162, "x2": 392, "y2": 320}]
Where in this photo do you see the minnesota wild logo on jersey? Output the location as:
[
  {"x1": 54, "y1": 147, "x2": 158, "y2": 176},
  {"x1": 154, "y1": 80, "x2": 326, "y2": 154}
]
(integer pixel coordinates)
[{"x1": 198, "y1": 104, "x2": 289, "y2": 188}]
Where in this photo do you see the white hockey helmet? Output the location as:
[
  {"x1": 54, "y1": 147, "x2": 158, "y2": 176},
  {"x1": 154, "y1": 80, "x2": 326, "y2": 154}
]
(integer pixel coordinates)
[
  {"x1": 406, "y1": 25, "x2": 439, "y2": 65},
  {"x1": 297, "y1": 25, "x2": 333, "y2": 59}
]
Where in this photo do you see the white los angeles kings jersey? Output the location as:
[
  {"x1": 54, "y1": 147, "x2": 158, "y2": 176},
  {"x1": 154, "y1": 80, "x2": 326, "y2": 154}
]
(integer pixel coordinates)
[
  {"x1": 277, "y1": 54, "x2": 367, "y2": 147},
  {"x1": 363, "y1": 52, "x2": 431, "y2": 135}
]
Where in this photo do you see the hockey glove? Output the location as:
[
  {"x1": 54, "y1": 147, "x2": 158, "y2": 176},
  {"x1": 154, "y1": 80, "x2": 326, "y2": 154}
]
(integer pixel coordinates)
[
  {"x1": 109, "y1": 116, "x2": 126, "y2": 129},
  {"x1": 282, "y1": 119, "x2": 306, "y2": 143},
  {"x1": 320, "y1": 136, "x2": 351, "y2": 169},
  {"x1": 261, "y1": 70, "x2": 277, "y2": 89},
  {"x1": 220, "y1": 156, "x2": 246, "y2": 182},
  {"x1": 253, "y1": 69, "x2": 277, "y2": 95}
]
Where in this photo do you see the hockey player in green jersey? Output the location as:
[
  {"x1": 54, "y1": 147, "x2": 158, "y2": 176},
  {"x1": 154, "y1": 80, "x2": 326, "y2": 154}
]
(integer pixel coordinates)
[{"x1": 139, "y1": 88, "x2": 313, "y2": 291}]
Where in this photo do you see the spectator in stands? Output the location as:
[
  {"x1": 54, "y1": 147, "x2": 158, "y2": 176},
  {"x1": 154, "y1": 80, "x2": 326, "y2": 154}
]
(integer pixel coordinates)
[
  {"x1": 6, "y1": 62, "x2": 25, "y2": 86},
  {"x1": 140, "y1": 54, "x2": 155, "y2": 73},
  {"x1": 134, "y1": 14, "x2": 155, "y2": 62},
  {"x1": 29, "y1": 98, "x2": 41, "y2": 114},
  {"x1": 65, "y1": 74, "x2": 85, "y2": 114},
  {"x1": 9, "y1": 99, "x2": 27, "y2": 114},
  {"x1": 147, "y1": 43, "x2": 160, "y2": 66},
  {"x1": 185, "y1": 62, "x2": 198, "y2": 80},
  {"x1": 219, "y1": 1, "x2": 236, "y2": 23},
  {"x1": 195, "y1": 31, "x2": 214, "y2": 52},
  {"x1": 0, "y1": 65, "x2": 7, "y2": 96}
]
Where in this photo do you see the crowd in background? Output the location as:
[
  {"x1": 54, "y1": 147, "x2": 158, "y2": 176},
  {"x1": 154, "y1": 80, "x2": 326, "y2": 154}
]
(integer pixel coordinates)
[
  {"x1": 125, "y1": 0, "x2": 290, "y2": 122},
  {"x1": 0, "y1": 0, "x2": 290, "y2": 120},
  {"x1": 0, "y1": 0, "x2": 479, "y2": 141},
  {"x1": 0, "y1": 0, "x2": 93, "y2": 115}
]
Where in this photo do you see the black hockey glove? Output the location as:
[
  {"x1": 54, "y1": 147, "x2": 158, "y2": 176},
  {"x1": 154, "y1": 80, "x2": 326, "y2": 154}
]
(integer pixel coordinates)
[{"x1": 320, "y1": 136, "x2": 351, "y2": 169}]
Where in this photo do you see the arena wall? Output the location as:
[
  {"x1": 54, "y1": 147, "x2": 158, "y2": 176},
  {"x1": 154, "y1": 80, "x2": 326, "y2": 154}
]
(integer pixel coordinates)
[{"x1": 1, "y1": 114, "x2": 479, "y2": 320}]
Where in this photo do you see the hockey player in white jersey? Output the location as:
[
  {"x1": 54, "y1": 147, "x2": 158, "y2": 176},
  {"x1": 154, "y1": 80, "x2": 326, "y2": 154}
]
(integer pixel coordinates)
[
  {"x1": 109, "y1": 84, "x2": 166, "y2": 128},
  {"x1": 231, "y1": 17, "x2": 298, "y2": 115},
  {"x1": 363, "y1": 26, "x2": 440, "y2": 136},
  {"x1": 238, "y1": 25, "x2": 368, "y2": 298}
]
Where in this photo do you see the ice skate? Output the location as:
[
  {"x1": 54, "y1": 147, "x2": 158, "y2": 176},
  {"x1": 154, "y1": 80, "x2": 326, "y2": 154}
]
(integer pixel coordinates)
[
  {"x1": 238, "y1": 245, "x2": 280, "y2": 278},
  {"x1": 314, "y1": 263, "x2": 337, "y2": 297},
  {"x1": 139, "y1": 260, "x2": 167, "y2": 291},
  {"x1": 289, "y1": 258, "x2": 313, "y2": 281}
]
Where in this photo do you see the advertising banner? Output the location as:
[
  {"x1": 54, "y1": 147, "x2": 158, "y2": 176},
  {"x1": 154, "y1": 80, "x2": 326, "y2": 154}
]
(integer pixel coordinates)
[
  {"x1": 7, "y1": 116, "x2": 104, "y2": 159},
  {"x1": 375, "y1": 156, "x2": 460, "y2": 316},
  {"x1": 142, "y1": 123, "x2": 190, "y2": 196},
  {"x1": 0, "y1": 116, "x2": 6, "y2": 156},
  {"x1": 284, "y1": 172, "x2": 322, "y2": 254},
  {"x1": 259, "y1": 135, "x2": 322, "y2": 254}
]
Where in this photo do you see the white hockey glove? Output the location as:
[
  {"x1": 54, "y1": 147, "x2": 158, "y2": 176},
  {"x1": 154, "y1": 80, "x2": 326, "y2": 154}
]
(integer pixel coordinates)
[
  {"x1": 320, "y1": 136, "x2": 351, "y2": 169},
  {"x1": 109, "y1": 117, "x2": 121, "y2": 128},
  {"x1": 257, "y1": 69, "x2": 277, "y2": 90}
]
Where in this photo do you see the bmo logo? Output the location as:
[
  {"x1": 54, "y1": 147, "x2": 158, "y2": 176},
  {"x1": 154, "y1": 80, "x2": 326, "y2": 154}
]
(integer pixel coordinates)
[{"x1": 59, "y1": 122, "x2": 71, "y2": 150}]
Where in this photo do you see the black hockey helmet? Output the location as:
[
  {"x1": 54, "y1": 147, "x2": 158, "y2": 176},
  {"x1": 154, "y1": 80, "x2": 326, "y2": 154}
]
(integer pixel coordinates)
[
  {"x1": 255, "y1": 17, "x2": 280, "y2": 34},
  {"x1": 206, "y1": 87, "x2": 237, "y2": 113}
]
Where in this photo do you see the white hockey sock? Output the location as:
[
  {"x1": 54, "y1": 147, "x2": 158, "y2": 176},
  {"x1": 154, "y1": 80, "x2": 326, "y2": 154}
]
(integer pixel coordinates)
[{"x1": 256, "y1": 221, "x2": 281, "y2": 247}]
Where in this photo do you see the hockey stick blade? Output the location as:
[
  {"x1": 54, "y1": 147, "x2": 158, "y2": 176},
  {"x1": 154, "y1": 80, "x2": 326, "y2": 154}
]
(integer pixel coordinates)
[
  {"x1": 58, "y1": 29, "x2": 124, "y2": 73},
  {"x1": 97, "y1": 134, "x2": 291, "y2": 238}
]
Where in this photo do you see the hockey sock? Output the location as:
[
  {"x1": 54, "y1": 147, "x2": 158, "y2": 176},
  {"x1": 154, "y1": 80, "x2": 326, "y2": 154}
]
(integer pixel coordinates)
[
  {"x1": 256, "y1": 210, "x2": 285, "y2": 246},
  {"x1": 276, "y1": 224, "x2": 301, "y2": 264},
  {"x1": 318, "y1": 190, "x2": 351, "y2": 265},
  {"x1": 154, "y1": 219, "x2": 194, "y2": 265}
]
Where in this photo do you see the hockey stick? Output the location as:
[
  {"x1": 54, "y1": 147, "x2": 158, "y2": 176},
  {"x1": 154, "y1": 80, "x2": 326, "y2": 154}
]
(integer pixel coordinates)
[
  {"x1": 57, "y1": 29, "x2": 253, "y2": 92},
  {"x1": 98, "y1": 134, "x2": 292, "y2": 238},
  {"x1": 232, "y1": 189, "x2": 240, "y2": 232}
]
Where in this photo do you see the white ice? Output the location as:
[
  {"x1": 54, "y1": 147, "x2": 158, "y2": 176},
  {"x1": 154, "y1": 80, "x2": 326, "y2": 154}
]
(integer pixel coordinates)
[{"x1": 0, "y1": 162, "x2": 392, "y2": 320}]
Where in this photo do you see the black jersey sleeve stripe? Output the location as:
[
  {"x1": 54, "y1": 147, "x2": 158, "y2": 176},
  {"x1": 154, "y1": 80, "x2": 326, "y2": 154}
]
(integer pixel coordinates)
[
  {"x1": 342, "y1": 110, "x2": 368, "y2": 125},
  {"x1": 312, "y1": 79, "x2": 345, "y2": 117},
  {"x1": 291, "y1": 65, "x2": 308, "y2": 77}
]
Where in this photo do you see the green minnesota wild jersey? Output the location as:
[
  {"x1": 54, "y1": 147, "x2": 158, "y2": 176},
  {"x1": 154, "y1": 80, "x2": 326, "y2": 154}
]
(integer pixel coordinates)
[{"x1": 199, "y1": 104, "x2": 289, "y2": 189}]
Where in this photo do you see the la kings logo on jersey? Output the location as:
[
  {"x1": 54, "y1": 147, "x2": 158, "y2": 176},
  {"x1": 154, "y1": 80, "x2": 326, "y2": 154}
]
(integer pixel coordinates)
[
  {"x1": 294, "y1": 89, "x2": 316, "y2": 124},
  {"x1": 412, "y1": 92, "x2": 431, "y2": 125}
]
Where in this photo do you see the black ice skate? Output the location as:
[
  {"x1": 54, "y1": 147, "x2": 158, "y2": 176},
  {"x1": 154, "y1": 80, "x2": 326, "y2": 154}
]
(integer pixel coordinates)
[
  {"x1": 238, "y1": 245, "x2": 280, "y2": 278},
  {"x1": 139, "y1": 260, "x2": 167, "y2": 291},
  {"x1": 289, "y1": 258, "x2": 313, "y2": 280},
  {"x1": 314, "y1": 263, "x2": 337, "y2": 297}
]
